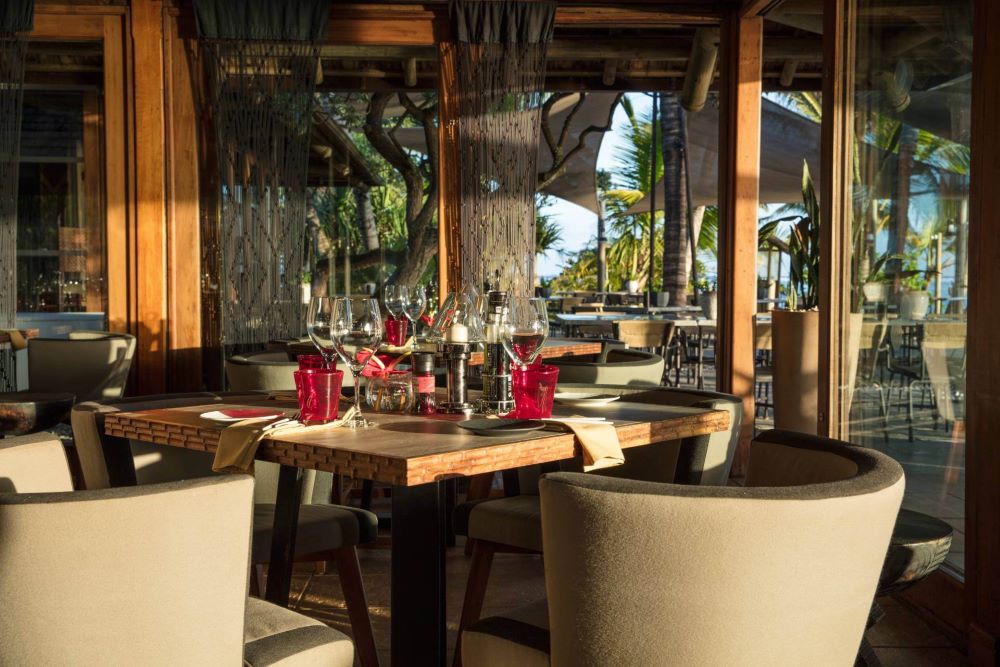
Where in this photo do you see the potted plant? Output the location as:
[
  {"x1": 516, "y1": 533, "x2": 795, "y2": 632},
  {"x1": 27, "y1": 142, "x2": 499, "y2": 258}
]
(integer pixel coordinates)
[
  {"x1": 760, "y1": 162, "x2": 821, "y2": 434},
  {"x1": 899, "y1": 266, "x2": 932, "y2": 320},
  {"x1": 694, "y1": 278, "x2": 717, "y2": 319}
]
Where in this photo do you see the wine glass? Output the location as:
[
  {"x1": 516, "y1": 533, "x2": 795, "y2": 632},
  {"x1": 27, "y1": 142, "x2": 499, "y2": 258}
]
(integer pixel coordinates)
[
  {"x1": 402, "y1": 286, "x2": 427, "y2": 339},
  {"x1": 501, "y1": 297, "x2": 550, "y2": 368},
  {"x1": 306, "y1": 296, "x2": 337, "y2": 369},
  {"x1": 383, "y1": 284, "x2": 408, "y2": 321},
  {"x1": 331, "y1": 297, "x2": 384, "y2": 428}
]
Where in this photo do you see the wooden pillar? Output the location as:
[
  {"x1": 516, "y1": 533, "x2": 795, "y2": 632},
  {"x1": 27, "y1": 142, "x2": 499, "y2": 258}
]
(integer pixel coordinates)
[
  {"x1": 130, "y1": 0, "x2": 168, "y2": 393},
  {"x1": 717, "y1": 14, "x2": 762, "y2": 475},
  {"x1": 817, "y1": 0, "x2": 854, "y2": 437},
  {"x1": 163, "y1": 10, "x2": 202, "y2": 392},
  {"x1": 437, "y1": 42, "x2": 462, "y2": 300},
  {"x1": 966, "y1": 0, "x2": 1000, "y2": 661}
]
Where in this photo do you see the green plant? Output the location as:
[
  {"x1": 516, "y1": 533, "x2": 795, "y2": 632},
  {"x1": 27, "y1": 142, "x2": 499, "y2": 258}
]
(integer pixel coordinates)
[
  {"x1": 759, "y1": 160, "x2": 820, "y2": 310},
  {"x1": 693, "y1": 277, "x2": 716, "y2": 293}
]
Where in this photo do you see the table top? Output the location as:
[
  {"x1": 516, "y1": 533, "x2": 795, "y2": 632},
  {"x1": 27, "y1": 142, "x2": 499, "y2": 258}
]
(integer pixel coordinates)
[
  {"x1": 103, "y1": 396, "x2": 729, "y2": 487},
  {"x1": 0, "y1": 329, "x2": 38, "y2": 345},
  {"x1": 556, "y1": 313, "x2": 722, "y2": 327},
  {"x1": 468, "y1": 338, "x2": 601, "y2": 365}
]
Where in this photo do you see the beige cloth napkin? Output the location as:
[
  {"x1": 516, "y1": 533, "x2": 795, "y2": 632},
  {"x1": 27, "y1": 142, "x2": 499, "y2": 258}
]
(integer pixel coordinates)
[
  {"x1": 1, "y1": 329, "x2": 27, "y2": 351},
  {"x1": 553, "y1": 419, "x2": 625, "y2": 472},
  {"x1": 212, "y1": 406, "x2": 357, "y2": 474}
]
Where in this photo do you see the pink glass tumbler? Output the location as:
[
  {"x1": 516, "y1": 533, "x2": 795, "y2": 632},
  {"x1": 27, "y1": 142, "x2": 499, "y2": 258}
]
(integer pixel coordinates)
[
  {"x1": 385, "y1": 317, "x2": 409, "y2": 346},
  {"x1": 294, "y1": 369, "x2": 343, "y2": 423},
  {"x1": 511, "y1": 364, "x2": 559, "y2": 419}
]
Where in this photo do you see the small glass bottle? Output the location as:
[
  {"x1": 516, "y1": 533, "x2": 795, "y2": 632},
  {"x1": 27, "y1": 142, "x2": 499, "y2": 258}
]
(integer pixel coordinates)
[{"x1": 412, "y1": 352, "x2": 438, "y2": 414}]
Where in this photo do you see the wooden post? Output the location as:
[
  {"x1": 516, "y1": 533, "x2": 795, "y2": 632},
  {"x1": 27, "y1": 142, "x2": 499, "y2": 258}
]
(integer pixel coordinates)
[
  {"x1": 967, "y1": 0, "x2": 1000, "y2": 660},
  {"x1": 437, "y1": 42, "x2": 462, "y2": 301},
  {"x1": 817, "y1": 0, "x2": 854, "y2": 438},
  {"x1": 717, "y1": 13, "x2": 761, "y2": 476},
  {"x1": 130, "y1": 0, "x2": 168, "y2": 394}
]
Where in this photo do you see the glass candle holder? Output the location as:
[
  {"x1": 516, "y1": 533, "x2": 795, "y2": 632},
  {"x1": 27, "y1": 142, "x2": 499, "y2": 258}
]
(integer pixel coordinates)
[
  {"x1": 366, "y1": 369, "x2": 415, "y2": 413},
  {"x1": 384, "y1": 317, "x2": 409, "y2": 347},
  {"x1": 297, "y1": 354, "x2": 330, "y2": 371}
]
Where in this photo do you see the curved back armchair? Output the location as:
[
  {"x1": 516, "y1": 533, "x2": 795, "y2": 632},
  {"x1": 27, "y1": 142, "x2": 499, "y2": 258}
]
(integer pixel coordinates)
[
  {"x1": 547, "y1": 348, "x2": 664, "y2": 385},
  {"x1": 0, "y1": 475, "x2": 254, "y2": 665},
  {"x1": 27, "y1": 333, "x2": 136, "y2": 403},
  {"x1": 534, "y1": 431, "x2": 904, "y2": 667},
  {"x1": 225, "y1": 351, "x2": 298, "y2": 392},
  {"x1": 0, "y1": 431, "x2": 74, "y2": 493}
]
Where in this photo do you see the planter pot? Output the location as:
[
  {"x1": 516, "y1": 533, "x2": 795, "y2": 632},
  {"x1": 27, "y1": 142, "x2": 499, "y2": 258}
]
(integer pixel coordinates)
[
  {"x1": 655, "y1": 291, "x2": 670, "y2": 307},
  {"x1": 626, "y1": 279, "x2": 640, "y2": 294},
  {"x1": 772, "y1": 309, "x2": 819, "y2": 435},
  {"x1": 900, "y1": 290, "x2": 930, "y2": 320},
  {"x1": 863, "y1": 282, "x2": 888, "y2": 304},
  {"x1": 843, "y1": 312, "x2": 865, "y2": 420},
  {"x1": 698, "y1": 291, "x2": 718, "y2": 320}
]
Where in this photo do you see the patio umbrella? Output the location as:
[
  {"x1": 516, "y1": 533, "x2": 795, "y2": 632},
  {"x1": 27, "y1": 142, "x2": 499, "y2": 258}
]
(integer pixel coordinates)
[{"x1": 392, "y1": 91, "x2": 619, "y2": 214}]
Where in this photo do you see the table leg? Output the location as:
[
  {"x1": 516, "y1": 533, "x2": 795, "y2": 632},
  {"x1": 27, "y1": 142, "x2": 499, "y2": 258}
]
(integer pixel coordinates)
[
  {"x1": 391, "y1": 481, "x2": 447, "y2": 667},
  {"x1": 264, "y1": 464, "x2": 304, "y2": 606},
  {"x1": 101, "y1": 433, "x2": 138, "y2": 487}
]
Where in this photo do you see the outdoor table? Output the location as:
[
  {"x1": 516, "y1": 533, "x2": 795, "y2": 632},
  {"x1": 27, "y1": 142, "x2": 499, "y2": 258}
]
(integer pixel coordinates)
[
  {"x1": 272, "y1": 337, "x2": 603, "y2": 366},
  {"x1": 101, "y1": 395, "x2": 729, "y2": 666},
  {"x1": 0, "y1": 391, "x2": 75, "y2": 436}
]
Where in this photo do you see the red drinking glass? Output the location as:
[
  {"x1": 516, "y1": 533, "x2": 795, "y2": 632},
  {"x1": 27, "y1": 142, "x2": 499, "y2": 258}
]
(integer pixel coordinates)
[
  {"x1": 511, "y1": 364, "x2": 559, "y2": 419},
  {"x1": 297, "y1": 354, "x2": 331, "y2": 371},
  {"x1": 385, "y1": 317, "x2": 410, "y2": 346},
  {"x1": 294, "y1": 369, "x2": 343, "y2": 423}
]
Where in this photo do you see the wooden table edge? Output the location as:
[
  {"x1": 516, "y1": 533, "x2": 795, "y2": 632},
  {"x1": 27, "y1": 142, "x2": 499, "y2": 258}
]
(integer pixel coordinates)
[{"x1": 103, "y1": 408, "x2": 730, "y2": 487}]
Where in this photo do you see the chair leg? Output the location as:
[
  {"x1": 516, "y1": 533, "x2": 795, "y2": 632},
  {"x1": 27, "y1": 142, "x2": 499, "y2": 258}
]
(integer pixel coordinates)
[
  {"x1": 249, "y1": 563, "x2": 266, "y2": 597},
  {"x1": 361, "y1": 479, "x2": 375, "y2": 511},
  {"x1": 333, "y1": 547, "x2": 380, "y2": 667},
  {"x1": 453, "y1": 540, "x2": 496, "y2": 667}
]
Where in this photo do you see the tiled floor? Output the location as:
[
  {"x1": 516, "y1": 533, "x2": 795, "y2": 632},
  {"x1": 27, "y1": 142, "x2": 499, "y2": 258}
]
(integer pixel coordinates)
[{"x1": 285, "y1": 536, "x2": 968, "y2": 666}]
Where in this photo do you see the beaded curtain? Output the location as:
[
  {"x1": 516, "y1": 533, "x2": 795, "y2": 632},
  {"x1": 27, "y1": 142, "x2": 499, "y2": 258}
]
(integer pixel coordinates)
[
  {"x1": 200, "y1": 39, "x2": 320, "y2": 350},
  {"x1": 452, "y1": 0, "x2": 556, "y2": 296}
]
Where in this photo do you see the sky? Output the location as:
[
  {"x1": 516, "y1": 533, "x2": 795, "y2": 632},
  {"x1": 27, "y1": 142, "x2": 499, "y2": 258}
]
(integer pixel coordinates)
[{"x1": 535, "y1": 93, "x2": 652, "y2": 278}]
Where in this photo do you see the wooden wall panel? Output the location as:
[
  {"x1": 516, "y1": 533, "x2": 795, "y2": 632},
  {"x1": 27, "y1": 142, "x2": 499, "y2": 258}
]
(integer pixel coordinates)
[
  {"x1": 966, "y1": 0, "x2": 1000, "y2": 661},
  {"x1": 717, "y1": 14, "x2": 762, "y2": 476}
]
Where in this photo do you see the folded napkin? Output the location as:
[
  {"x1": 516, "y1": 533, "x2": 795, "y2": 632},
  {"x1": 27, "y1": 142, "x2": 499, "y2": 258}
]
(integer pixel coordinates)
[
  {"x1": 551, "y1": 418, "x2": 624, "y2": 472},
  {"x1": 212, "y1": 407, "x2": 357, "y2": 474},
  {"x1": 0, "y1": 329, "x2": 26, "y2": 351}
]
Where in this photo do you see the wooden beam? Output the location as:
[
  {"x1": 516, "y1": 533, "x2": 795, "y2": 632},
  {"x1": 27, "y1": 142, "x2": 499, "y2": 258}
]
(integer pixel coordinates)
[
  {"x1": 403, "y1": 57, "x2": 418, "y2": 87},
  {"x1": 437, "y1": 42, "x2": 461, "y2": 301},
  {"x1": 130, "y1": 0, "x2": 168, "y2": 394},
  {"x1": 717, "y1": 14, "x2": 762, "y2": 476},
  {"x1": 817, "y1": 0, "x2": 853, "y2": 438},
  {"x1": 740, "y1": 0, "x2": 784, "y2": 18},
  {"x1": 967, "y1": 0, "x2": 1000, "y2": 661}
]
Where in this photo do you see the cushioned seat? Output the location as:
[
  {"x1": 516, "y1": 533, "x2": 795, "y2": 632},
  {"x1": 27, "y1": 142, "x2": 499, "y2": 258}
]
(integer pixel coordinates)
[
  {"x1": 461, "y1": 430, "x2": 906, "y2": 667},
  {"x1": 461, "y1": 600, "x2": 549, "y2": 667},
  {"x1": 454, "y1": 495, "x2": 542, "y2": 552},
  {"x1": 244, "y1": 597, "x2": 354, "y2": 667},
  {"x1": 252, "y1": 503, "x2": 379, "y2": 563}
]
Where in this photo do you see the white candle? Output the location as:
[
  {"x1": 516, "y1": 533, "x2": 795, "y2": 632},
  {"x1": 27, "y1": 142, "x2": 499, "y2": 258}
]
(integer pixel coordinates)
[{"x1": 448, "y1": 323, "x2": 469, "y2": 343}]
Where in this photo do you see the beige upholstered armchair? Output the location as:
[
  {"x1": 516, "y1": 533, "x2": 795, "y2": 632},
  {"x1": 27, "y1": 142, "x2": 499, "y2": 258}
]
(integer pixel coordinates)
[
  {"x1": 461, "y1": 430, "x2": 905, "y2": 667},
  {"x1": 0, "y1": 433, "x2": 354, "y2": 666},
  {"x1": 546, "y1": 347, "x2": 665, "y2": 385},
  {"x1": 27, "y1": 331, "x2": 136, "y2": 402}
]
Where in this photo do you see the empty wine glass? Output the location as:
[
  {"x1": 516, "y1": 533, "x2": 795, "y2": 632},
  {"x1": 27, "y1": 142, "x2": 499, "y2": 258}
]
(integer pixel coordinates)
[
  {"x1": 383, "y1": 284, "x2": 408, "y2": 321},
  {"x1": 331, "y1": 297, "x2": 384, "y2": 428},
  {"x1": 402, "y1": 286, "x2": 427, "y2": 338},
  {"x1": 501, "y1": 297, "x2": 550, "y2": 368},
  {"x1": 306, "y1": 296, "x2": 337, "y2": 369}
]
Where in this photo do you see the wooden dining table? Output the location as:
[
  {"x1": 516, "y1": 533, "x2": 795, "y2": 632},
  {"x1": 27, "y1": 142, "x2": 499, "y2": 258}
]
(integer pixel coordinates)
[{"x1": 102, "y1": 394, "x2": 729, "y2": 667}]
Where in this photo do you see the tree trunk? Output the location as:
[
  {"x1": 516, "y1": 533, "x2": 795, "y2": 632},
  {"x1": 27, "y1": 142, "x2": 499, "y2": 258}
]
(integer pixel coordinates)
[
  {"x1": 661, "y1": 93, "x2": 690, "y2": 306},
  {"x1": 888, "y1": 124, "x2": 918, "y2": 296},
  {"x1": 354, "y1": 187, "x2": 379, "y2": 252}
]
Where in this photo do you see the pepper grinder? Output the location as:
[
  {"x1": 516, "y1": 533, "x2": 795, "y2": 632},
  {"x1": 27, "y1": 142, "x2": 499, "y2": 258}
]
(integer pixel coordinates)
[
  {"x1": 479, "y1": 289, "x2": 515, "y2": 414},
  {"x1": 439, "y1": 342, "x2": 476, "y2": 414}
]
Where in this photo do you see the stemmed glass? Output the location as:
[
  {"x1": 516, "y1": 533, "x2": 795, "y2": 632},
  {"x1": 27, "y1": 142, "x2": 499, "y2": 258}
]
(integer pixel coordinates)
[
  {"x1": 402, "y1": 286, "x2": 427, "y2": 339},
  {"x1": 501, "y1": 297, "x2": 550, "y2": 368},
  {"x1": 331, "y1": 297, "x2": 384, "y2": 428},
  {"x1": 383, "y1": 285, "x2": 408, "y2": 321},
  {"x1": 306, "y1": 296, "x2": 337, "y2": 369}
]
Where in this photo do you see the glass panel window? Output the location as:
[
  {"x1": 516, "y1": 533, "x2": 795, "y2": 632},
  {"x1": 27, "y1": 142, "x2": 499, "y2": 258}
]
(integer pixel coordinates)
[
  {"x1": 16, "y1": 42, "x2": 106, "y2": 334},
  {"x1": 838, "y1": 0, "x2": 971, "y2": 575}
]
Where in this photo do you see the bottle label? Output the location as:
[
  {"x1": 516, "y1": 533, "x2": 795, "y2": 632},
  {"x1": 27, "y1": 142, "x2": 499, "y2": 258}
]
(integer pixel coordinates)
[{"x1": 416, "y1": 375, "x2": 436, "y2": 393}]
